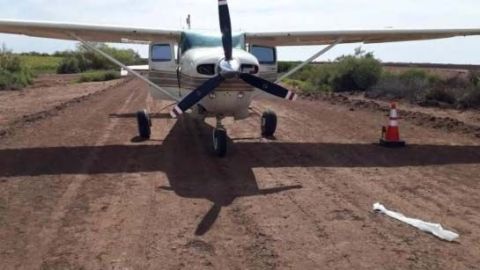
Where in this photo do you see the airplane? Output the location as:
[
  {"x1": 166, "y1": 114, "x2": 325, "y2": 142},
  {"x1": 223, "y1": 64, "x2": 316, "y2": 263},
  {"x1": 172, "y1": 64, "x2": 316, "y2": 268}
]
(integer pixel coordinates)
[{"x1": 1, "y1": 0, "x2": 480, "y2": 157}]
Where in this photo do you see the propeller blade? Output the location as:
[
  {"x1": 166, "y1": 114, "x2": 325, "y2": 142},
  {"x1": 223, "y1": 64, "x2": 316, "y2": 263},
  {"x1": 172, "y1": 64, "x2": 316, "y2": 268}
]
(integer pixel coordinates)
[
  {"x1": 218, "y1": 0, "x2": 232, "y2": 60},
  {"x1": 170, "y1": 75, "x2": 224, "y2": 118},
  {"x1": 239, "y1": 73, "x2": 298, "y2": 101}
]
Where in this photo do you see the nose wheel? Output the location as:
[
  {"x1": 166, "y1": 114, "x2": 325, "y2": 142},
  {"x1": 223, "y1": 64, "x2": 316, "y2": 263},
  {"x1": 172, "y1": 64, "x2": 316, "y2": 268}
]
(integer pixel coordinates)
[
  {"x1": 136, "y1": 109, "x2": 151, "y2": 139},
  {"x1": 261, "y1": 110, "x2": 277, "y2": 137},
  {"x1": 212, "y1": 116, "x2": 227, "y2": 157},
  {"x1": 213, "y1": 128, "x2": 227, "y2": 157}
]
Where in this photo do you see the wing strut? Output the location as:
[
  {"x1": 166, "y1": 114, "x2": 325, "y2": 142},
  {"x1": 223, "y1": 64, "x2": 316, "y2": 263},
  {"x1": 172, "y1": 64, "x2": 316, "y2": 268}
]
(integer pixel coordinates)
[
  {"x1": 70, "y1": 33, "x2": 180, "y2": 102},
  {"x1": 275, "y1": 38, "x2": 342, "y2": 83}
]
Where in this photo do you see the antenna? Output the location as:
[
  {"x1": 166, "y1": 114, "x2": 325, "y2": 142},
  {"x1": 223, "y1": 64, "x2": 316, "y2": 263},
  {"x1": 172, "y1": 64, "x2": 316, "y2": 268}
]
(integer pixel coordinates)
[{"x1": 186, "y1": 14, "x2": 191, "y2": 30}]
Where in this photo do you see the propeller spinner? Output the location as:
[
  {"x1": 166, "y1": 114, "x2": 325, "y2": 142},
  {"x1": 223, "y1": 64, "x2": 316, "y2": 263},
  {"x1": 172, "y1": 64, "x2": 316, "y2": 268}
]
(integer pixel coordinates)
[{"x1": 170, "y1": 0, "x2": 297, "y2": 118}]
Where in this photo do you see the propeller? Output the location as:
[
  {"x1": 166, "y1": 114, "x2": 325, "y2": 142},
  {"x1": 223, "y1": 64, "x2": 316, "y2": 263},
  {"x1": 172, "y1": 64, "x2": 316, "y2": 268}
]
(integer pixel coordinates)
[
  {"x1": 170, "y1": 0, "x2": 297, "y2": 118},
  {"x1": 239, "y1": 73, "x2": 298, "y2": 101},
  {"x1": 218, "y1": 0, "x2": 232, "y2": 60},
  {"x1": 170, "y1": 75, "x2": 224, "y2": 118}
]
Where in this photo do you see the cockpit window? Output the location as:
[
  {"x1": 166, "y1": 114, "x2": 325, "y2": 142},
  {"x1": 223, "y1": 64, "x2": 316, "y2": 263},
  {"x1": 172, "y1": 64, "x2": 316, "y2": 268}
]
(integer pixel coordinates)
[
  {"x1": 180, "y1": 32, "x2": 246, "y2": 54},
  {"x1": 250, "y1": 46, "x2": 276, "y2": 64},
  {"x1": 151, "y1": 44, "x2": 172, "y2": 62}
]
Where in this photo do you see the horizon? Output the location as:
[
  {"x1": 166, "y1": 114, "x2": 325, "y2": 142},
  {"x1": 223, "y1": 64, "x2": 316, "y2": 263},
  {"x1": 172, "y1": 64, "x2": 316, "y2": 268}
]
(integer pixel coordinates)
[{"x1": 1, "y1": 0, "x2": 480, "y2": 64}]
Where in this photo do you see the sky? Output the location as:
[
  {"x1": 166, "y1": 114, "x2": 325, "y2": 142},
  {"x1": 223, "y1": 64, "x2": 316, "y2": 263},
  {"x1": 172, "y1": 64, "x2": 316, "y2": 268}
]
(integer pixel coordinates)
[{"x1": 1, "y1": 0, "x2": 480, "y2": 64}]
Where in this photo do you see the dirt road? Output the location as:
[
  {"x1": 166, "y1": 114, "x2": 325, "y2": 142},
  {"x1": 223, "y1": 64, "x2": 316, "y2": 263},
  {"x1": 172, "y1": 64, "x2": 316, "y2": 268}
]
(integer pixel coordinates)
[{"x1": 0, "y1": 78, "x2": 479, "y2": 270}]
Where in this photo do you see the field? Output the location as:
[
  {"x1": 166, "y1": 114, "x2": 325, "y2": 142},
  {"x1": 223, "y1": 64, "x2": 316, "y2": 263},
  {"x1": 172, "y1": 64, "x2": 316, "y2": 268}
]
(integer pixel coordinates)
[
  {"x1": 18, "y1": 55, "x2": 63, "y2": 74},
  {"x1": 0, "y1": 74, "x2": 479, "y2": 269}
]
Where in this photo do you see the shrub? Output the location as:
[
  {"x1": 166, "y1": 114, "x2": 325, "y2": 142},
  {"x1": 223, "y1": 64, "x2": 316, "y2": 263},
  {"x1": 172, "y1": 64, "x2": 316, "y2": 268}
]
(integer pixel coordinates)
[
  {"x1": 425, "y1": 88, "x2": 456, "y2": 105},
  {"x1": 367, "y1": 68, "x2": 457, "y2": 104},
  {"x1": 366, "y1": 73, "x2": 430, "y2": 103},
  {"x1": 285, "y1": 51, "x2": 382, "y2": 95},
  {"x1": 0, "y1": 47, "x2": 33, "y2": 90},
  {"x1": 55, "y1": 44, "x2": 144, "y2": 74},
  {"x1": 278, "y1": 61, "x2": 300, "y2": 73},
  {"x1": 398, "y1": 68, "x2": 438, "y2": 83},
  {"x1": 468, "y1": 70, "x2": 480, "y2": 87},
  {"x1": 331, "y1": 54, "x2": 382, "y2": 91},
  {"x1": 78, "y1": 70, "x2": 120, "y2": 83},
  {"x1": 76, "y1": 43, "x2": 143, "y2": 70},
  {"x1": 366, "y1": 68, "x2": 480, "y2": 109},
  {"x1": 57, "y1": 57, "x2": 81, "y2": 74},
  {"x1": 458, "y1": 86, "x2": 480, "y2": 109},
  {"x1": 442, "y1": 76, "x2": 469, "y2": 89}
]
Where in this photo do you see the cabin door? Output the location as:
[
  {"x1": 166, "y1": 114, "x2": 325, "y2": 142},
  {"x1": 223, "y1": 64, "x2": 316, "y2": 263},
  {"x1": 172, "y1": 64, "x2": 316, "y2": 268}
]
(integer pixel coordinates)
[
  {"x1": 248, "y1": 45, "x2": 278, "y2": 82},
  {"x1": 148, "y1": 43, "x2": 178, "y2": 100}
]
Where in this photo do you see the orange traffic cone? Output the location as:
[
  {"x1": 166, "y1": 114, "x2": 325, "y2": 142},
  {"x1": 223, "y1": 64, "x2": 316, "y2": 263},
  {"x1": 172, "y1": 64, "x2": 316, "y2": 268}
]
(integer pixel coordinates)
[{"x1": 380, "y1": 102, "x2": 406, "y2": 147}]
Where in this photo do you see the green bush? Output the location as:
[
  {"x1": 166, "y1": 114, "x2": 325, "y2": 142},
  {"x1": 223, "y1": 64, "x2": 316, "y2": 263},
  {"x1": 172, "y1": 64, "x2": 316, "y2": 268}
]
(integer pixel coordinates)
[
  {"x1": 0, "y1": 47, "x2": 33, "y2": 90},
  {"x1": 57, "y1": 57, "x2": 81, "y2": 74},
  {"x1": 366, "y1": 68, "x2": 480, "y2": 109},
  {"x1": 468, "y1": 70, "x2": 480, "y2": 87},
  {"x1": 366, "y1": 72, "x2": 431, "y2": 103},
  {"x1": 331, "y1": 54, "x2": 382, "y2": 91},
  {"x1": 280, "y1": 49, "x2": 480, "y2": 110},
  {"x1": 367, "y1": 69, "x2": 449, "y2": 103},
  {"x1": 284, "y1": 78, "x2": 330, "y2": 96},
  {"x1": 76, "y1": 43, "x2": 143, "y2": 70},
  {"x1": 441, "y1": 76, "x2": 469, "y2": 89},
  {"x1": 425, "y1": 88, "x2": 456, "y2": 105},
  {"x1": 278, "y1": 61, "x2": 300, "y2": 73},
  {"x1": 458, "y1": 86, "x2": 480, "y2": 109},
  {"x1": 78, "y1": 70, "x2": 120, "y2": 83},
  {"x1": 285, "y1": 50, "x2": 382, "y2": 95},
  {"x1": 55, "y1": 44, "x2": 144, "y2": 74}
]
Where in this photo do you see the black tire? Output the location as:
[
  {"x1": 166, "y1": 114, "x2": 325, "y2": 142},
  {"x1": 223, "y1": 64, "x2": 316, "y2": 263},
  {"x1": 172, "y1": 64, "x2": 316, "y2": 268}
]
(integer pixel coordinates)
[
  {"x1": 136, "y1": 110, "x2": 151, "y2": 139},
  {"x1": 261, "y1": 110, "x2": 277, "y2": 137},
  {"x1": 213, "y1": 128, "x2": 227, "y2": 157}
]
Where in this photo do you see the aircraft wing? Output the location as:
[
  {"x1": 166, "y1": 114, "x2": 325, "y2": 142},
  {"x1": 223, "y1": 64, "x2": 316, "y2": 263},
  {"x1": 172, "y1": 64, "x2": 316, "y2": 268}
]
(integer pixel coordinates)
[
  {"x1": 245, "y1": 28, "x2": 480, "y2": 47},
  {"x1": 0, "y1": 19, "x2": 181, "y2": 44}
]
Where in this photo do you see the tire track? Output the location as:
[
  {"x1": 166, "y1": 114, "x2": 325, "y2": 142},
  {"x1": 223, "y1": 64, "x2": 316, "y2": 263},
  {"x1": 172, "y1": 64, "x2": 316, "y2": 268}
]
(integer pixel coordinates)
[
  {"x1": 25, "y1": 86, "x2": 138, "y2": 269},
  {"x1": 247, "y1": 98, "x2": 480, "y2": 269}
]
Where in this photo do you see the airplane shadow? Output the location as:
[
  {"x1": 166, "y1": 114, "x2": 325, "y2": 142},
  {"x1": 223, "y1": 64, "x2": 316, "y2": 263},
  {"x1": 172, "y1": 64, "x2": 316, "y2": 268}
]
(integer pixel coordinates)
[{"x1": 1, "y1": 117, "x2": 480, "y2": 235}]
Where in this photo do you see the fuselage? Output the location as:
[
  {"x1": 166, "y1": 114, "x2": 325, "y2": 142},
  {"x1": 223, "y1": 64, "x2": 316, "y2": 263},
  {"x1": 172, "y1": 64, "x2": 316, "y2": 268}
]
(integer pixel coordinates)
[{"x1": 147, "y1": 31, "x2": 278, "y2": 119}]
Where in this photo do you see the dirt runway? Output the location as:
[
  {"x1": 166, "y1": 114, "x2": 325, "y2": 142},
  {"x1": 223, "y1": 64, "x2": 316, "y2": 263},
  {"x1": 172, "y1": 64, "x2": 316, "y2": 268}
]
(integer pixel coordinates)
[{"x1": 0, "y1": 78, "x2": 479, "y2": 269}]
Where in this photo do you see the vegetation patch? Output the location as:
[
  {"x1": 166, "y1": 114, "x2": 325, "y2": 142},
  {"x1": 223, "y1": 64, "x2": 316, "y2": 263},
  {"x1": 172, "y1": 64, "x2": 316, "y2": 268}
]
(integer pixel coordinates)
[
  {"x1": 19, "y1": 53, "x2": 63, "y2": 74},
  {"x1": 78, "y1": 70, "x2": 120, "y2": 83},
  {"x1": 56, "y1": 43, "x2": 145, "y2": 74},
  {"x1": 368, "y1": 69, "x2": 480, "y2": 109},
  {"x1": 0, "y1": 46, "x2": 33, "y2": 90},
  {"x1": 282, "y1": 48, "x2": 480, "y2": 110},
  {"x1": 282, "y1": 48, "x2": 382, "y2": 95}
]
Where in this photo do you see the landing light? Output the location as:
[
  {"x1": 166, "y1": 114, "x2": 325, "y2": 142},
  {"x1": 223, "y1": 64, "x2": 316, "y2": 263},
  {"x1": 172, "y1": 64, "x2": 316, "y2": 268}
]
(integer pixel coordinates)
[
  {"x1": 238, "y1": 92, "x2": 245, "y2": 99},
  {"x1": 209, "y1": 92, "x2": 216, "y2": 99}
]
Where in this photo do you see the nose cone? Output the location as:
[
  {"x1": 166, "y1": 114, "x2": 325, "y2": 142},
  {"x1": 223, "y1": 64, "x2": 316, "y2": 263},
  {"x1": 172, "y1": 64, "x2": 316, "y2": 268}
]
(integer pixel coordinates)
[{"x1": 218, "y1": 58, "x2": 240, "y2": 78}]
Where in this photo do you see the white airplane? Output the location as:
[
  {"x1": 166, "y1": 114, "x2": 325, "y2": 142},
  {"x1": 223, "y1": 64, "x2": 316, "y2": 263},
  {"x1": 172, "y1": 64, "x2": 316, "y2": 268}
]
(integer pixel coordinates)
[{"x1": 1, "y1": 0, "x2": 480, "y2": 156}]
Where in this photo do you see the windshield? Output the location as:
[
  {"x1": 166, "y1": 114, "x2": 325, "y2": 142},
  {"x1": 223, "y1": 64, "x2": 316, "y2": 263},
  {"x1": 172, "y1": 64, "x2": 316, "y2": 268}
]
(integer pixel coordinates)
[{"x1": 180, "y1": 32, "x2": 246, "y2": 54}]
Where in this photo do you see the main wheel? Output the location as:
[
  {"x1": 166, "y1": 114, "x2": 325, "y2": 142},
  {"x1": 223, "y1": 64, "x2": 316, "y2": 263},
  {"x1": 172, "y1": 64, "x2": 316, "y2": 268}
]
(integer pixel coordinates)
[
  {"x1": 136, "y1": 109, "x2": 151, "y2": 139},
  {"x1": 212, "y1": 128, "x2": 227, "y2": 157},
  {"x1": 261, "y1": 110, "x2": 277, "y2": 137}
]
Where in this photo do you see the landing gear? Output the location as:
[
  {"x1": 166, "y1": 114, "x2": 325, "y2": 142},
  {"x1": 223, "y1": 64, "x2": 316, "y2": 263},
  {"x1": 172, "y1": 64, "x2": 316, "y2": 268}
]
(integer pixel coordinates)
[
  {"x1": 212, "y1": 117, "x2": 227, "y2": 157},
  {"x1": 261, "y1": 110, "x2": 277, "y2": 137},
  {"x1": 136, "y1": 109, "x2": 151, "y2": 139}
]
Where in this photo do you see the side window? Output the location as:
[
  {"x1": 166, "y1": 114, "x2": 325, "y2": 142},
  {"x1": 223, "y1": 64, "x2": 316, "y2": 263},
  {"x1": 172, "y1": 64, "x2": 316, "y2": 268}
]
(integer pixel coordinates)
[
  {"x1": 151, "y1": 44, "x2": 172, "y2": 62},
  {"x1": 250, "y1": 46, "x2": 276, "y2": 65}
]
